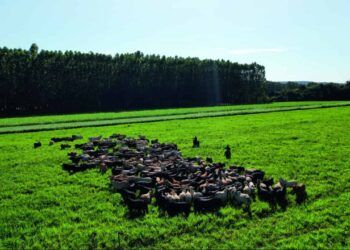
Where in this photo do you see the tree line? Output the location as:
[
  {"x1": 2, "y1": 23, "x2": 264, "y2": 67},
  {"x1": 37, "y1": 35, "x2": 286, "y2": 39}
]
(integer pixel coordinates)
[
  {"x1": 1, "y1": 44, "x2": 349, "y2": 116},
  {"x1": 266, "y1": 81, "x2": 350, "y2": 102},
  {"x1": 0, "y1": 44, "x2": 266, "y2": 116}
]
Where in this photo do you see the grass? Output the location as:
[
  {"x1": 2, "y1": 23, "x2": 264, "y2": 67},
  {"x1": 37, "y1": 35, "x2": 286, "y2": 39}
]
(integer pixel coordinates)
[
  {"x1": 1, "y1": 101, "x2": 350, "y2": 134},
  {"x1": 1, "y1": 103, "x2": 350, "y2": 249},
  {"x1": 1, "y1": 101, "x2": 350, "y2": 127}
]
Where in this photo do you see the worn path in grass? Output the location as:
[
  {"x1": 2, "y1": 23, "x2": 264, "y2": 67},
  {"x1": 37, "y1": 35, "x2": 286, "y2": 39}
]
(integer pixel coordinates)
[
  {"x1": 1, "y1": 101, "x2": 350, "y2": 134},
  {"x1": 0, "y1": 106, "x2": 350, "y2": 249},
  {"x1": 1, "y1": 101, "x2": 341, "y2": 127}
]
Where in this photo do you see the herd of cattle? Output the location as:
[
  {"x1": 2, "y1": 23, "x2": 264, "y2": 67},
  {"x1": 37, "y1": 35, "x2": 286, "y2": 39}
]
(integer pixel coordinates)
[{"x1": 38, "y1": 134, "x2": 307, "y2": 216}]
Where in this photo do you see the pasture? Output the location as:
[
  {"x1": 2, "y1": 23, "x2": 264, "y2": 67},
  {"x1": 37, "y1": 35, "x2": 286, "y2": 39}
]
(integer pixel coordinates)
[
  {"x1": 1, "y1": 101, "x2": 350, "y2": 134},
  {"x1": 0, "y1": 102, "x2": 350, "y2": 249}
]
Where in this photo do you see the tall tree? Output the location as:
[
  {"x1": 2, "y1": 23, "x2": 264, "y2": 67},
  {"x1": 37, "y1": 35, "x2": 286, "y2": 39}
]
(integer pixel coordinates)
[{"x1": 0, "y1": 45, "x2": 268, "y2": 116}]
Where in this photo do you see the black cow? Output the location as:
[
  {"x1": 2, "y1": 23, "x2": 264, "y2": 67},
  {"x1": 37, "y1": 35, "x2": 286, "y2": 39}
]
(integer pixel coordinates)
[
  {"x1": 119, "y1": 189, "x2": 137, "y2": 202},
  {"x1": 193, "y1": 197, "x2": 222, "y2": 213},
  {"x1": 257, "y1": 180, "x2": 277, "y2": 210},
  {"x1": 51, "y1": 137, "x2": 74, "y2": 143},
  {"x1": 165, "y1": 201, "x2": 191, "y2": 217},
  {"x1": 273, "y1": 186, "x2": 287, "y2": 210},
  {"x1": 193, "y1": 137, "x2": 200, "y2": 148},
  {"x1": 125, "y1": 197, "x2": 148, "y2": 215},
  {"x1": 206, "y1": 157, "x2": 213, "y2": 163},
  {"x1": 250, "y1": 170, "x2": 265, "y2": 183},
  {"x1": 224, "y1": 145, "x2": 231, "y2": 159},
  {"x1": 33, "y1": 142, "x2": 42, "y2": 149},
  {"x1": 60, "y1": 144, "x2": 71, "y2": 150},
  {"x1": 292, "y1": 184, "x2": 307, "y2": 204}
]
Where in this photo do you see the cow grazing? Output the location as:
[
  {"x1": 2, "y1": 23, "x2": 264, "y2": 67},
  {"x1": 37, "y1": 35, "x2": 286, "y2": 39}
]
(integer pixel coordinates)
[
  {"x1": 125, "y1": 197, "x2": 148, "y2": 215},
  {"x1": 33, "y1": 142, "x2": 42, "y2": 149},
  {"x1": 165, "y1": 201, "x2": 191, "y2": 217},
  {"x1": 292, "y1": 183, "x2": 307, "y2": 204},
  {"x1": 193, "y1": 136, "x2": 200, "y2": 148},
  {"x1": 60, "y1": 144, "x2": 71, "y2": 150},
  {"x1": 225, "y1": 145, "x2": 231, "y2": 159},
  {"x1": 257, "y1": 180, "x2": 277, "y2": 210},
  {"x1": 193, "y1": 197, "x2": 222, "y2": 213}
]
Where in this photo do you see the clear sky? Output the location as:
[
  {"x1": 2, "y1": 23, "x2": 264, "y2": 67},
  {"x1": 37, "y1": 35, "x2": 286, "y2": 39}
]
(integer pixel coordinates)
[{"x1": 0, "y1": 0, "x2": 349, "y2": 82}]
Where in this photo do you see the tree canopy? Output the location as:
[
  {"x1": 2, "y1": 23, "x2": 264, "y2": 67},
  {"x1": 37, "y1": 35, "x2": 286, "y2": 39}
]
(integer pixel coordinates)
[
  {"x1": 1, "y1": 44, "x2": 348, "y2": 116},
  {"x1": 0, "y1": 44, "x2": 266, "y2": 116},
  {"x1": 266, "y1": 81, "x2": 350, "y2": 102}
]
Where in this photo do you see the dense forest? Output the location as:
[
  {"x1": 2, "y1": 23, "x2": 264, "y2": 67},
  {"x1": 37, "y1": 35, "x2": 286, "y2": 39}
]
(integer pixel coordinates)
[
  {"x1": 0, "y1": 44, "x2": 349, "y2": 116},
  {"x1": 267, "y1": 81, "x2": 350, "y2": 102},
  {"x1": 0, "y1": 44, "x2": 266, "y2": 116}
]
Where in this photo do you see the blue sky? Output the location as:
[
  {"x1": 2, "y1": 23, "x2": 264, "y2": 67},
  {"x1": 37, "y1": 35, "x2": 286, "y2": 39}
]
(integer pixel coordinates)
[{"x1": 0, "y1": 0, "x2": 349, "y2": 82}]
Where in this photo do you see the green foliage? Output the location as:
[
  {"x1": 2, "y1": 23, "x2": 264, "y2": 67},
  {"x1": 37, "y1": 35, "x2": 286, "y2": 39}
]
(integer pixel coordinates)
[
  {"x1": 0, "y1": 45, "x2": 266, "y2": 116},
  {"x1": 267, "y1": 81, "x2": 350, "y2": 101},
  {"x1": 29, "y1": 43, "x2": 39, "y2": 59},
  {"x1": 1, "y1": 103, "x2": 350, "y2": 249}
]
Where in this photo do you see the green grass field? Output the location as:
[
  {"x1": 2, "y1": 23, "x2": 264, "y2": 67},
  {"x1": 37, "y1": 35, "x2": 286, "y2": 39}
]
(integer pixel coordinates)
[
  {"x1": 1, "y1": 101, "x2": 350, "y2": 134},
  {"x1": 2, "y1": 101, "x2": 341, "y2": 127},
  {"x1": 1, "y1": 102, "x2": 350, "y2": 249}
]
